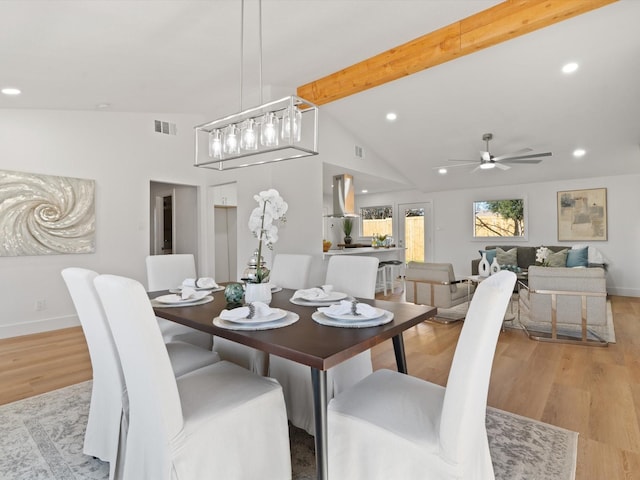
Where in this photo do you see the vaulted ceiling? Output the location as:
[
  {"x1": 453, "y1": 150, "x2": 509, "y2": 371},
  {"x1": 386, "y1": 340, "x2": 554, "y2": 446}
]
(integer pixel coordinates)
[{"x1": 1, "y1": 0, "x2": 639, "y2": 194}]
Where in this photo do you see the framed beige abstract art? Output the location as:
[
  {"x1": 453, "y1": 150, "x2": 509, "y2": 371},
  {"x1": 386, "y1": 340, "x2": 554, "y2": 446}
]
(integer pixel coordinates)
[
  {"x1": 557, "y1": 188, "x2": 607, "y2": 241},
  {"x1": 0, "y1": 169, "x2": 95, "y2": 256}
]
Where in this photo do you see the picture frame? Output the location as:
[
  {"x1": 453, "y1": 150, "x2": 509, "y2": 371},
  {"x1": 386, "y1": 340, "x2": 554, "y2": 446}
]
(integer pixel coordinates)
[{"x1": 557, "y1": 188, "x2": 607, "y2": 241}]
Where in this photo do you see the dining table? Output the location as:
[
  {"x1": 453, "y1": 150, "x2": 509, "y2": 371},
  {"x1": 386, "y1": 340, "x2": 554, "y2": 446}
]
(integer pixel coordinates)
[{"x1": 151, "y1": 286, "x2": 436, "y2": 480}]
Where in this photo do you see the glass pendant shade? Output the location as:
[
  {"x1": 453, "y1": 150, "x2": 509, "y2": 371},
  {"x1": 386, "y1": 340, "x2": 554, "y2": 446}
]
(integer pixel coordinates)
[
  {"x1": 240, "y1": 118, "x2": 258, "y2": 151},
  {"x1": 224, "y1": 124, "x2": 240, "y2": 155},
  {"x1": 281, "y1": 106, "x2": 302, "y2": 142},
  {"x1": 261, "y1": 112, "x2": 279, "y2": 147},
  {"x1": 208, "y1": 129, "x2": 223, "y2": 159}
]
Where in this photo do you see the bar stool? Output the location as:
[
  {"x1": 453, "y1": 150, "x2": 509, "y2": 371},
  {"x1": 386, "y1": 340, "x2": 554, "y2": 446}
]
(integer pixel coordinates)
[
  {"x1": 379, "y1": 260, "x2": 403, "y2": 295},
  {"x1": 376, "y1": 264, "x2": 388, "y2": 295}
]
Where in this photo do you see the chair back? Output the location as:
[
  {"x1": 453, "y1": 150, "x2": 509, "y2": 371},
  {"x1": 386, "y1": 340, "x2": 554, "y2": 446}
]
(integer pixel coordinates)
[
  {"x1": 269, "y1": 253, "x2": 312, "y2": 290},
  {"x1": 325, "y1": 256, "x2": 379, "y2": 299},
  {"x1": 439, "y1": 271, "x2": 516, "y2": 473},
  {"x1": 61, "y1": 268, "x2": 125, "y2": 476},
  {"x1": 145, "y1": 254, "x2": 196, "y2": 291},
  {"x1": 94, "y1": 274, "x2": 184, "y2": 478}
]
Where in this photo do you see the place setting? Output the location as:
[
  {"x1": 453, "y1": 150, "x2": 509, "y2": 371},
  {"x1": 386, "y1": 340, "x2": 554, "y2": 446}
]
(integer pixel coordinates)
[
  {"x1": 151, "y1": 286, "x2": 214, "y2": 308},
  {"x1": 312, "y1": 299, "x2": 394, "y2": 328},
  {"x1": 289, "y1": 285, "x2": 351, "y2": 306},
  {"x1": 213, "y1": 301, "x2": 299, "y2": 331},
  {"x1": 169, "y1": 276, "x2": 225, "y2": 294}
]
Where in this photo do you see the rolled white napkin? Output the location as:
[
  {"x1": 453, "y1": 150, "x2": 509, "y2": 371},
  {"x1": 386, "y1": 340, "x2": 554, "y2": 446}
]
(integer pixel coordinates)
[
  {"x1": 292, "y1": 285, "x2": 334, "y2": 300},
  {"x1": 319, "y1": 300, "x2": 379, "y2": 318},
  {"x1": 220, "y1": 302, "x2": 276, "y2": 321},
  {"x1": 182, "y1": 277, "x2": 219, "y2": 289},
  {"x1": 180, "y1": 287, "x2": 209, "y2": 301}
]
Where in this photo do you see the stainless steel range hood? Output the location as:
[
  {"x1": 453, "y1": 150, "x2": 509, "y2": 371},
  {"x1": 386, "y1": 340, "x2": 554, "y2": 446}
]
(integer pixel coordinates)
[{"x1": 328, "y1": 174, "x2": 358, "y2": 217}]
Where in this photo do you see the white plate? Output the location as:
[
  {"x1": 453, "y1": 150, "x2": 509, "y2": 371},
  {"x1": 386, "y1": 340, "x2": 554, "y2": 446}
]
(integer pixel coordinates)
[
  {"x1": 319, "y1": 306, "x2": 386, "y2": 321},
  {"x1": 214, "y1": 312, "x2": 299, "y2": 331},
  {"x1": 292, "y1": 291, "x2": 348, "y2": 303},
  {"x1": 169, "y1": 286, "x2": 224, "y2": 294},
  {"x1": 311, "y1": 311, "x2": 394, "y2": 328},
  {"x1": 152, "y1": 296, "x2": 213, "y2": 308},
  {"x1": 271, "y1": 286, "x2": 283, "y2": 293},
  {"x1": 221, "y1": 308, "x2": 288, "y2": 324},
  {"x1": 155, "y1": 294, "x2": 210, "y2": 305}
]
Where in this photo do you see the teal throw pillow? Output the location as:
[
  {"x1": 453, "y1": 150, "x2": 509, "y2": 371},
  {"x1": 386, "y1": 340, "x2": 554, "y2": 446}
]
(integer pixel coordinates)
[
  {"x1": 496, "y1": 247, "x2": 517, "y2": 266},
  {"x1": 547, "y1": 249, "x2": 568, "y2": 267},
  {"x1": 479, "y1": 249, "x2": 496, "y2": 264},
  {"x1": 566, "y1": 247, "x2": 589, "y2": 267}
]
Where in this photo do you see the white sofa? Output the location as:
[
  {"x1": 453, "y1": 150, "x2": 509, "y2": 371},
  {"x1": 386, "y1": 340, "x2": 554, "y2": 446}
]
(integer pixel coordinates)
[{"x1": 518, "y1": 266, "x2": 608, "y2": 345}]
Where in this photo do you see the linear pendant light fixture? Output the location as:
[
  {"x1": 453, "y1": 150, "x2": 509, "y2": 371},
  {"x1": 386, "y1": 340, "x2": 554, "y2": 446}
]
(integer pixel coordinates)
[{"x1": 195, "y1": 0, "x2": 318, "y2": 171}]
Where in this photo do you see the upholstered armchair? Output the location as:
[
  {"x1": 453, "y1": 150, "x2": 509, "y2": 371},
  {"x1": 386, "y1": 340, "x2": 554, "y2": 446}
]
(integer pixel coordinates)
[
  {"x1": 518, "y1": 265, "x2": 608, "y2": 345},
  {"x1": 404, "y1": 262, "x2": 474, "y2": 322}
]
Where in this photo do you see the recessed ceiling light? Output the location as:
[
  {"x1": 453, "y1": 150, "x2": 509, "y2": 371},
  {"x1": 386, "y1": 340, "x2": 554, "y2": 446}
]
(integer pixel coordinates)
[
  {"x1": 562, "y1": 62, "x2": 579, "y2": 74},
  {"x1": 386, "y1": 112, "x2": 397, "y2": 121},
  {"x1": 1, "y1": 87, "x2": 21, "y2": 95},
  {"x1": 96, "y1": 103, "x2": 111, "y2": 109},
  {"x1": 361, "y1": 189, "x2": 368, "y2": 193},
  {"x1": 573, "y1": 148, "x2": 586, "y2": 157},
  {"x1": 438, "y1": 168, "x2": 447, "y2": 175}
]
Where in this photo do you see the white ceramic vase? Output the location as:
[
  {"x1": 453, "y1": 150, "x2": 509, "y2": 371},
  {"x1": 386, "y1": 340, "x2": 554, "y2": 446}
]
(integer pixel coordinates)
[
  {"x1": 490, "y1": 257, "x2": 501, "y2": 275},
  {"x1": 478, "y1": 252, "x2": 490, "y2": 277},
  {"x1": 244, "y1": 282, "x2": 272, "y2": 305}
]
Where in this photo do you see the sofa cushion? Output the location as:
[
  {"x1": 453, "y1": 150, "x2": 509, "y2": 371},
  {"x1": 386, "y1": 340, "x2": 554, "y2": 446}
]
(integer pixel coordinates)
[
  {"x1": 547, "y1": 249, "x2": 568, "y2": 267},
  {"x1": 567, "y1": 246, "x2": 589, "y2": 267},
  {"x1": 496, "y1": 247, "x2": 517, "y2": 266}
]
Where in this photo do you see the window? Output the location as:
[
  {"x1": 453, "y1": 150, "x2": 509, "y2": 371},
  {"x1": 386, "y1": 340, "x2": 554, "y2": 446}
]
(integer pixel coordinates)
[
  {"x1": 361, "y1": 206, "x2": 393, "y2": 238},
  {"x1": 473, "y1": 198, "x2": 527, "y2": 240}
]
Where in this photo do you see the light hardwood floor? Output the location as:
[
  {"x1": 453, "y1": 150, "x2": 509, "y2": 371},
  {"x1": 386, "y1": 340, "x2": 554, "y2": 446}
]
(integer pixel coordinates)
[{"x1": 1, "y1": 291, "x2": 639, "y2": 479}]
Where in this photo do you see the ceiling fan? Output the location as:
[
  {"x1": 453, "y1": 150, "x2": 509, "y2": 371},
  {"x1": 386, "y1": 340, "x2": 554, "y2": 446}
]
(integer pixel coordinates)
[{"x1": 435, "y1": 133, "x2": 552, "y2": 173}]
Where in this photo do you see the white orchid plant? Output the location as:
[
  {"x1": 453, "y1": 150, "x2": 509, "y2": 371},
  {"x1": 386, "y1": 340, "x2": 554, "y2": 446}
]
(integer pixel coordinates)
[
  {"x1": 247, "y1": 189, "x2": 288, "y2": 283},
  {"x1": 536, "y1": 246, "x2": 550, "y2": 266}
]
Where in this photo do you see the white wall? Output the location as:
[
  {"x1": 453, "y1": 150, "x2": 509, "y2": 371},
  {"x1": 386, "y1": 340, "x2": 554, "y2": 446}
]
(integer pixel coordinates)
[
  {"x1": 359, "y1": 173, "x2": 640, "y2": 297},
  {"x1": 0, "y1": 109, "x2": 216, "y2": 337}
]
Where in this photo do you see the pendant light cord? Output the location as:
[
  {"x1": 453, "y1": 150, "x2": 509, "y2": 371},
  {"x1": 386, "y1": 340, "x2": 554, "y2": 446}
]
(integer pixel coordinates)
[{"x1": 239, "y1": 0, "x2": 263, "y2": 109}]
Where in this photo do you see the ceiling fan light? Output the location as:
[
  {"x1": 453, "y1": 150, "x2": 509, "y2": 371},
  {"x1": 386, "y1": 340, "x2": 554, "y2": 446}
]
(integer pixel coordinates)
[{"x1": 480, "y1": 162, "x2": 495, "y2": 170}]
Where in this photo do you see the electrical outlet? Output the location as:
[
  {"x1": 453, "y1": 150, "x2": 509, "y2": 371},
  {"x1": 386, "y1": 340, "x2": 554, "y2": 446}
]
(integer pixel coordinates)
[{"x1": 35, "y1": 299, "x2": 46, "y2": 311}]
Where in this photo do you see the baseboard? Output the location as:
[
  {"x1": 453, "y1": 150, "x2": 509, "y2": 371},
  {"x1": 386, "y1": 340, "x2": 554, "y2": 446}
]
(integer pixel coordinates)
[
  {"x1": 607, "y1": 287, "x2": 640, "y2": 298},
  {"x1": 0, "y1": 315, "x2": 80, "y2": 339}
]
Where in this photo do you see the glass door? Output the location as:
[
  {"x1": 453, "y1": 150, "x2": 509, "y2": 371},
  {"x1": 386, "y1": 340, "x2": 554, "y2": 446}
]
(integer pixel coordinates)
[{"x1": 398, "y1": 202, "x2": 433, "y2": 264}]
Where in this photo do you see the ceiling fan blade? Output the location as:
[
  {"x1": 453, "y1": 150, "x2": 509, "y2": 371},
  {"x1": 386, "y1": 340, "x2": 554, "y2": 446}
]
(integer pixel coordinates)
[
  {"x1": 448, "y1": 158, "x2": 476, "y2": 163},
  {"x1": 471, "y1": 164, "x2": 482, "y2": 173},
  {"x1": 481, "y1": 151, "x2": 491, "y2": 161},
  {"x1": 434, "y1": 162, "x2": 476, "y2": 171},
  {"x1": 501, "y1": 158, "x2": 543, "y2": 164},
  {"x1": 497, "y1": 151, "x2": 552, "y2": 162},
  {"x1": 492, "y1": 148, "x2": 532, "y2": 162},
  {"x1": 494, "y1": 162, "x2": 510, "y2": 170}
]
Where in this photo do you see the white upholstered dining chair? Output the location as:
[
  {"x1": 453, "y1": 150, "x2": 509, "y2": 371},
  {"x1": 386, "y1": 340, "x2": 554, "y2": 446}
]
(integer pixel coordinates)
[
  {"x1": 327, "y1": 270, "x2": 516, "y2": 480},
  {"x1": 94, "y1": 273, "x2": 291, "y2": 480},
  {"x1": 269, "y1": 253, "x2": 313, "y2": 290},
  {"x1": 269, "y1": 255, "x2": 379, "y2": 435},
  {"x1": 61, "y1": 268, "x2": 221, "y2": 480},
  {"x1": 145, "y1": 254, "x2": 213, "y2": 349}
]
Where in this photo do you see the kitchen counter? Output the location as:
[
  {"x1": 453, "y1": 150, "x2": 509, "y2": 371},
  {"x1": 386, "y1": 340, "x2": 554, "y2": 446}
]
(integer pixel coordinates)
[{"x1": 323, "y1": 246, "x2": 405, "y2": 257}]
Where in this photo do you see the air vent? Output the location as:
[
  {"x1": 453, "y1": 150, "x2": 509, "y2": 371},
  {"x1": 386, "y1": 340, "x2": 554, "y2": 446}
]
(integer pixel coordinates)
[
  {"x1": 154, "y1": 120, "x2": 177, "y2": 135},
  {"x1": 354, "y1": 145, "x2": 365, "y2": 159}
]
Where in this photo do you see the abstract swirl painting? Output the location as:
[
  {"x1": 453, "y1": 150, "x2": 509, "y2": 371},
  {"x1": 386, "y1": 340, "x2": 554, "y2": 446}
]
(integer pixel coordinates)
[{"x1": 0, "y1": 170, "x2": 95, "y2": 256}]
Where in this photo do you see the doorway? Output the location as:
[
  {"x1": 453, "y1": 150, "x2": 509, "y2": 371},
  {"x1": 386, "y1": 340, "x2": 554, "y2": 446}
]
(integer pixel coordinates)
[
  {"x1": 150, "y1": 181, "x2": 198, "y2": 260},
  {"x1": 398, "y1": 202, "x2": 433, "y2": 263}
]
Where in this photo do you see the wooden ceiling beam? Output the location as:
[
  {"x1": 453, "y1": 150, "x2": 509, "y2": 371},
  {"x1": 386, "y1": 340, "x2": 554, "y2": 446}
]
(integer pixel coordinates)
[{"x1": 297, "y1": 0, "x2": 618, "y2": 106}]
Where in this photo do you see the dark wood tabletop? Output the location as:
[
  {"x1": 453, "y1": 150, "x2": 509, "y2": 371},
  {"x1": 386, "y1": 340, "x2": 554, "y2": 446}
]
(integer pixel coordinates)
[{"x1": 151, "y1": 287, "x2": 436, "y2": 371}]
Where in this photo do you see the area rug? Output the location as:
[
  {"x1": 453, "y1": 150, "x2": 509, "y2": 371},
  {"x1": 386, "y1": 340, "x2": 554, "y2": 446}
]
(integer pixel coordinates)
[{"x1": 0, "y1": 381, "x2": 577, "y2": 480}]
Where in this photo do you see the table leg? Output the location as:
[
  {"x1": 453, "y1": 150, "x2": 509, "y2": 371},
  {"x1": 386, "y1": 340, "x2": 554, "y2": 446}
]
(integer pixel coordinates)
[
  {"x1": 392, "y1": 334, "x2": 407, "y2": 374},
  {"x1": 311, "y1": 368, "x2": 328, "y2": 480}
]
